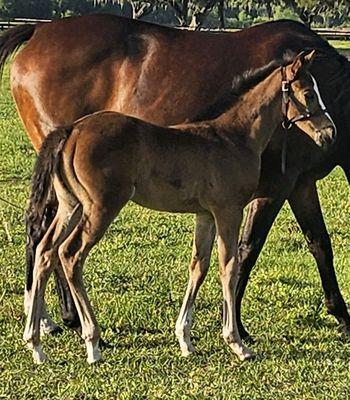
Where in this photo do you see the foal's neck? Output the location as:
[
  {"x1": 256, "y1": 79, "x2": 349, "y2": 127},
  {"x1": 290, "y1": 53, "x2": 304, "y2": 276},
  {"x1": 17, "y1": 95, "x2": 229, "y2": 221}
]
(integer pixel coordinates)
[{"x1": 214, "y1": 68, "x2": 282, "y2": 154}]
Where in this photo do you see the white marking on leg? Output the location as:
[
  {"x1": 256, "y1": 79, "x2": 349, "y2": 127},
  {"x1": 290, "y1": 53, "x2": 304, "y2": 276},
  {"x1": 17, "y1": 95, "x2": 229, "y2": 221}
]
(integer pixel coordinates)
[
  {"x1": 175, "y1": 297, "x2": 196, "y2": 357},
  {"x1": 86, "y1": 340, "x2": 102, "y2": 364}
]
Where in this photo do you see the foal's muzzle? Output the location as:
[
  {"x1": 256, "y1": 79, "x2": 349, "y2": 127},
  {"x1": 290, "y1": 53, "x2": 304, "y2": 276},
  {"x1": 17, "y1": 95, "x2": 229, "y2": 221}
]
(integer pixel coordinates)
[{"x1": 316, "y1": 125, "x2": 336, "y2": 148}]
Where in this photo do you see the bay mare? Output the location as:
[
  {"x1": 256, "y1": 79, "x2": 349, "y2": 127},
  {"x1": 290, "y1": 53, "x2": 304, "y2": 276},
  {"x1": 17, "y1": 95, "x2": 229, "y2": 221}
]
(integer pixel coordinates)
[
  {"x1": 24, "y1": 52, "x2": 335, "y2": 363},
  {"x1": 0, "y1": 15, "x2": 350, "y2": 339}
]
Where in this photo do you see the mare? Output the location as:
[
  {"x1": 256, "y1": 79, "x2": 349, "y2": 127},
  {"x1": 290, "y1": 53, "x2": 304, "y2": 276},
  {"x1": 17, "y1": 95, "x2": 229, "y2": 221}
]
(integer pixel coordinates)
[
  {"x1": 24, "y1": 52, "x2": 336, "y2": 363},
  {"x1": 0, "y1": 15, "x2": 349, "y2": 339}
]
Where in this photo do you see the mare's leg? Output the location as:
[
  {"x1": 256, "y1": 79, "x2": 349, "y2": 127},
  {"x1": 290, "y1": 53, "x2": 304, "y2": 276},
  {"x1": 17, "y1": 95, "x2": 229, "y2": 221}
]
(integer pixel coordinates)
[
  {"x1": 236, "y1": 176, "x2": 295, "y2": 339},
  {"x1": 214, "y1": 207, "x2": 253, "y2": 360},
  {"x1": 288, "y1": 178, "x2": 350, "y2": 334},
  {"x1": 23, "y1": 204, "x2": 81, "y2": 363},
  {"x1": 343, "y1": 166, "x2": 350, "y2": 185},
  {"x1": 58, "y1": 191, "x2": 131, "y2": 364},
  {"x1": 175, "y1": 212, "x2": 216, "y2": 356}
]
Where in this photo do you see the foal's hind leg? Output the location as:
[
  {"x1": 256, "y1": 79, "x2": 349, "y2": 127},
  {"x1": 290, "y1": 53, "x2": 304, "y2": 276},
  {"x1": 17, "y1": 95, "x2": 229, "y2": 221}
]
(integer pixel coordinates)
[
  {"x1": 175, "y1": 212, "x2": 216, "y2": 356},
  {"x1": 214, "y1": 207, "x2": 253, "y2": 361},
  {"x1": 58, "y1": 193, "x2": 130, "y2": 364}
]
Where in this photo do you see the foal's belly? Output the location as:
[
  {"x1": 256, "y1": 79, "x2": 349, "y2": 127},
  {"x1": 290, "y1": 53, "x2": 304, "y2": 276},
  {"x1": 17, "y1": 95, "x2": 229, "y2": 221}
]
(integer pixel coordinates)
[{"x1": 131, "y1": 180, "x2": 206, "y2": 214}]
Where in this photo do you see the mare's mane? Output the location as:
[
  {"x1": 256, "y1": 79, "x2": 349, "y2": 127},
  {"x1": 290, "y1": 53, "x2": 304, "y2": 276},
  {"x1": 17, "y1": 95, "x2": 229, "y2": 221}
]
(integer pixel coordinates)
[
  {"x1": 194, "y1": 53, "x2": 295, "y2": 122},
  {"x1": 195, "y1": 31, "x2": 350, "y2": 123}
]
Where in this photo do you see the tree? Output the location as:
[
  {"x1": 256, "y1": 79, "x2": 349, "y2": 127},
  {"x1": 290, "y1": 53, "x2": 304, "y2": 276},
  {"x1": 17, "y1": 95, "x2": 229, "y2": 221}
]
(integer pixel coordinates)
[{"x1": 95, "y1": 0, "x2": 159, "y2": 19}]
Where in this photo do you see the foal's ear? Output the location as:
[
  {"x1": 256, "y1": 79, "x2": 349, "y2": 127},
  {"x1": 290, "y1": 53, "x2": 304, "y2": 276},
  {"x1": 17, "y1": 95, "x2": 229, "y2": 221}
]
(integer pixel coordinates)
[{"x1": 290, "y1": 50, "x2": 316, "y2": 79}]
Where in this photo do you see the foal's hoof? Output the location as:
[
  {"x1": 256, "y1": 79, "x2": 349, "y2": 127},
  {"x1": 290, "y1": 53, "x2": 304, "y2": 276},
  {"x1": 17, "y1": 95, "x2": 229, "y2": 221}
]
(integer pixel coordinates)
[
  {"x1": 178, "y1": 340, "x2": 196, "y2": 357},
  {"x1": 237, "y1": 348, "x2": 255, "y2": 362},
  {"x1": 32, "y1": 345, "x2": 48, "y2": 364},
  {"x1": 181, "y1": 346, "x2": 196, "y2": 358},
  {"x1": 87, "y1": 354, "x2": 102, "y2": 365},
  {"x1": 229, "y1": 343, "x2": 254, "y2": 362},
  {"x1": 87, "y1": 345, "x2": 102, "y2": 364}
]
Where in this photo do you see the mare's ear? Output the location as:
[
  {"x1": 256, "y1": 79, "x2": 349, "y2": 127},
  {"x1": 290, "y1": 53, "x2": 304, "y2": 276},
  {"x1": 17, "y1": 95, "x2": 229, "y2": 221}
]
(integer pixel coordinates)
[{"x1": 289, "y1": 50, "x2": 316, "y2": 80}]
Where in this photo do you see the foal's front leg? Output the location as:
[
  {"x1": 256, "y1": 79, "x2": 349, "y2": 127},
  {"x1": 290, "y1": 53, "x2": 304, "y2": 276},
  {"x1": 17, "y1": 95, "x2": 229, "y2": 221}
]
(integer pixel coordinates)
[
  {"x1": 175, "y1": 212, "x2": 216, "y2": 356},
  {"x1": 214, "y1": 207, "x2": 253, "y2": 361}
]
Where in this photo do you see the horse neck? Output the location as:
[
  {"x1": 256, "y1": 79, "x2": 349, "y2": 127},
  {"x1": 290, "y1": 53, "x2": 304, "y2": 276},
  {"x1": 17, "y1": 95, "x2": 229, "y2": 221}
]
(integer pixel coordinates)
[{"x1": 214, "y1": 68, "x2": 282, "y2": 155}]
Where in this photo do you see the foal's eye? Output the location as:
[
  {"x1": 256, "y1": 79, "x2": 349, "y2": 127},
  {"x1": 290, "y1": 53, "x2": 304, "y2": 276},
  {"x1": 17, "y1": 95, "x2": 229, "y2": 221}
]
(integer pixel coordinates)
[{"x1": 305, "y1": 91, "x2": 315, "y2": 101}]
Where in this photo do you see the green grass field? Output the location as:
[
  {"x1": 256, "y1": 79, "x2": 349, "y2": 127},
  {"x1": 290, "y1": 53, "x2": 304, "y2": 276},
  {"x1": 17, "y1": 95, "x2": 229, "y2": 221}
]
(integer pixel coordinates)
[{"x1": 0, "y1": 53, "x2": 349, "y2": 400}]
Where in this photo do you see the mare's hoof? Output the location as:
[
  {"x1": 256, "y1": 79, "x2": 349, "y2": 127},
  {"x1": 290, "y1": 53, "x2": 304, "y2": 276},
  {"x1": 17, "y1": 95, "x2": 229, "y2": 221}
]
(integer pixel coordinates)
[
  {"x1": 99, "y1": 337, "x2": 113, "y2": 349},
  {"x1": 341, "y1": 324, "x2": 350, "y2": 337},
  {"x1": 40, "y1": 319, "x2": 63, "y2": 336},
  {"x1": 43, "y1": 325, "x2": 63, "y2": 336}
]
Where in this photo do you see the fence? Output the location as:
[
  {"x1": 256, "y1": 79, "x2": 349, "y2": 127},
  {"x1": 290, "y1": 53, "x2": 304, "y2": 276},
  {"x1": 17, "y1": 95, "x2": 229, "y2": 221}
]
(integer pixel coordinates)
[
  {"x1": 1, "y1": 18, "x2": 350, "y2": 41},
  {"x1": 0, "y1": 18, "x2": 51, "y2": 30}
]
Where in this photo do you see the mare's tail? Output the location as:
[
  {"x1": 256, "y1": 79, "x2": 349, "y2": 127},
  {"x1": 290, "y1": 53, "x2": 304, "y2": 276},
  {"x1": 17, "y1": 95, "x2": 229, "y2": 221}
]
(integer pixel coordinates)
[
  {"x1": 25, "y1": 127, "x2": 72, "y2": 291},
  {"x1": 0, "y1": 24, "x2": 36, "y2": 80}
]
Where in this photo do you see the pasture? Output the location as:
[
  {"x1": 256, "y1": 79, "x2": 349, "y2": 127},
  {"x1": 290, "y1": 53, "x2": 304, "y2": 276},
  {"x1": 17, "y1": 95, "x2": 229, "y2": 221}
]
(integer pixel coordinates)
[{"x1": 0, "y1": 56, "x2": 349, "y2": 399}]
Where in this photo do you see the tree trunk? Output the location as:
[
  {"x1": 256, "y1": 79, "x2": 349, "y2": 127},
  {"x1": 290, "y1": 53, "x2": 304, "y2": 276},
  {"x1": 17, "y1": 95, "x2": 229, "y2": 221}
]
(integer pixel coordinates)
[
  {"x1": 190, "y1": 0, "x2": 219, "y2": 31},
  {"x1": 171, "y1": 0, "x2": 190, "y2": 27},
  {"x1": 218, "y1": 0, "x2": 225, "y2": 29},
  {"x1": 130, "y1": 1, "x2": 153, "y2": 20}
]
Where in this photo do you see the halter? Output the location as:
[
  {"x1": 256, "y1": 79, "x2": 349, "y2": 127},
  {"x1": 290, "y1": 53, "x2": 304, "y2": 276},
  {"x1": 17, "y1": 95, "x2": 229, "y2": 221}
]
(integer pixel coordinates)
[{"x1": 280, "y1": 66, "x2": 329, "y2": 174}]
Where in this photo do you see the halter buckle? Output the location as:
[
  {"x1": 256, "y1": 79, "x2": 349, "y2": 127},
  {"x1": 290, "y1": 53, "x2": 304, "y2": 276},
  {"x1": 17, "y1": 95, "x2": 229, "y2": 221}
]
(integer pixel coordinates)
[{"x1": 282, "y1": 80, "x2": 289, "y2": 92}]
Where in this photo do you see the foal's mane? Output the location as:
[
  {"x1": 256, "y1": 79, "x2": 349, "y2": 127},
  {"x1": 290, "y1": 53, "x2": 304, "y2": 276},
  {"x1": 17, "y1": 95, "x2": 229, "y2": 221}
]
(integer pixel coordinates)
[{"x1": 194, "y1": 53, "x2": 295, "y2": 122}]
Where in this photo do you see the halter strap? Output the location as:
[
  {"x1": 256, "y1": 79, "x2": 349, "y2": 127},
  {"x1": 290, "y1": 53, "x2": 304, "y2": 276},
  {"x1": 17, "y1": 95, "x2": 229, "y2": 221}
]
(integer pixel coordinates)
[{"x1": 280, "y1": 66, "x2": 329, "y2": 174}]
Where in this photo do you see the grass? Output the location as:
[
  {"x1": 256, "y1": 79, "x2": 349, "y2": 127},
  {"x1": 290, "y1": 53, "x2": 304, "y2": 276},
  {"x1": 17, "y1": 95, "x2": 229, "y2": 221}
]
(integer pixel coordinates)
[
  {"x1": 0, "y1": 55, "x2": 350, "y2": 400},
  {"x1": 329, "y1": 40, "x2": 350, "y2": 51}
]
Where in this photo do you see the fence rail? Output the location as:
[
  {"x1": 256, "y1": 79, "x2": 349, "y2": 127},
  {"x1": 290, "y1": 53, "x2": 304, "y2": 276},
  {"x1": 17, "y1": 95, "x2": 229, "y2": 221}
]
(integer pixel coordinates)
[
  {"x1": 0, "y1": 18, "x2": 51, "y2": 30},
  {"x1": 1, "y1": 18, "x2": 350, "y2": 40}
]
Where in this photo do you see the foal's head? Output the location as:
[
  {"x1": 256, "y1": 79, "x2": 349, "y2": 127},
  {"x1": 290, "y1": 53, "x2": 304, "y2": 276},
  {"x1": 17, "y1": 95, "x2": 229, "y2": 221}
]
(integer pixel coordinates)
[{"x1": 282, "y1": 50, "x2": 336, "y2": 148}]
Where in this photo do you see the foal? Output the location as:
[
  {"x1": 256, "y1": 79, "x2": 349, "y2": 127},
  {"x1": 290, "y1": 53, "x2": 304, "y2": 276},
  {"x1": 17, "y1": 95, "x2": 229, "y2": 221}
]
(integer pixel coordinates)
[{"x1": 24, "y1": 50, "x2": 336, "y2": 364}]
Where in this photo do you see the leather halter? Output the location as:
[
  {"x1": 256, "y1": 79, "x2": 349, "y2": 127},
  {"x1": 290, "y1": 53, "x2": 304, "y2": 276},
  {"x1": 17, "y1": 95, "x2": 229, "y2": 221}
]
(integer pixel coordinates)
[{"x1": 280, "y1": 66, "x2": 328, "y2": 174}]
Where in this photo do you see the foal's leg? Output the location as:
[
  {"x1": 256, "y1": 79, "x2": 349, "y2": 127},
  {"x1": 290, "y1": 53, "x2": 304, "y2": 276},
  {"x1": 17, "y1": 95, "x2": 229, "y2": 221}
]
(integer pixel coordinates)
[
  {"x1": 175, "y1": 212, "x2": 216, "y2": 356},
  {"x1": 288, "y1": 179, "x2": 350, "y2": 334},
  {"x1": 214, "y1": 207, "x2": 253, "y2": 361},
  {"x1": 23, "y1": 204, "x2": 81, "y2": 363},
  {"x1": 58, "y1": 194, "x2": 130, "y2": 364}
]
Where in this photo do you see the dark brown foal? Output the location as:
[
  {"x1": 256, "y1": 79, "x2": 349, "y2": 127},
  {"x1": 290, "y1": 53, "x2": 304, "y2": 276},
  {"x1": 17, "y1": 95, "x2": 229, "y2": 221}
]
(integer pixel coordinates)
[{"x1": 24, "y1": 52, "x2": 336, "y2": 363}]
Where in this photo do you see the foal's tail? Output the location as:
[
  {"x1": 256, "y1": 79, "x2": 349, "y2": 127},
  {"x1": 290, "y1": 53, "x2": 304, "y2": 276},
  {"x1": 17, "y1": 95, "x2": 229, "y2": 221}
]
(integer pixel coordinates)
[
  {"x1": 25, "y1": 127, "x2": 72, "y2": 291},
  {"x1": 0, "y1": 24, "x2": 36, "y2": 82}
]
